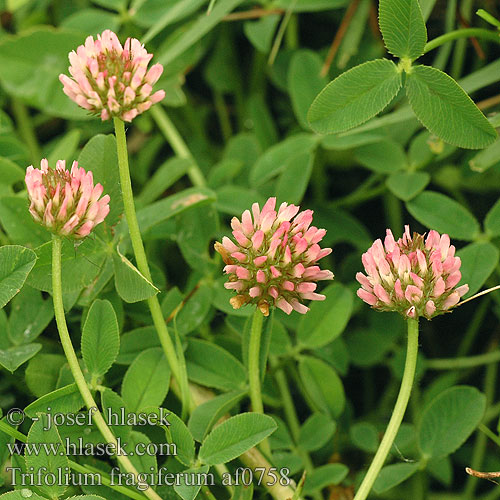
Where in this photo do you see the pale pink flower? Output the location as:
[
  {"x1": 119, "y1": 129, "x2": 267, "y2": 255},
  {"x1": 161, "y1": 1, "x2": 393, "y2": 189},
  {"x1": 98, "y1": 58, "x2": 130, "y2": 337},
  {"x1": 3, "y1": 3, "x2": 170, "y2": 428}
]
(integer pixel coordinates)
[
  {"x1": 357, "y1": 225, "x2": 469, "y2": 320},
  {"x1": 215, "y1": 198, "x2": 334, "y2": 316},
  {"x1": 59, "y1": 30, "x2": 165, "y2": 122},
  {"x1": 25, "y1": 159, "x2": 110, "y2": 239}
]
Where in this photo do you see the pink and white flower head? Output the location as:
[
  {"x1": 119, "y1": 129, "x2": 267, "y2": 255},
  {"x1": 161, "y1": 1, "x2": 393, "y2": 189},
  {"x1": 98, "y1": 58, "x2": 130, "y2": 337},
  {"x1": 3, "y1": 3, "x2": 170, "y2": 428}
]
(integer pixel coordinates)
[
  {"x1": 25, "y1": 159, "x2": 110, "y2": 239},
  {"x1": 215, "y1": 197, "x2": 334, "y2": 316},
  {"x1": 357, "y1": 225, "x2": 469, "y2": 320},
  {"x1": 59, "y1": 30, "x2": 165, "y2": 122}
]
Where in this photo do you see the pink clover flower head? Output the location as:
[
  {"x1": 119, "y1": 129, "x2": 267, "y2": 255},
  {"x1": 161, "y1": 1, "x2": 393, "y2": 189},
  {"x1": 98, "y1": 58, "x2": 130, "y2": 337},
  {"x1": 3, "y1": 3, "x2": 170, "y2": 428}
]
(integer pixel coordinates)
[
  {"x1": 214, "y1": 197, "x2": 334, "y2": 316},
  {"x1": 59, "y1": 30, "x2": 165, "y2": 122},
  {"x1": 25, "y1": 159, "x2": 110, "y2": 239},
  {"x1": 357, "y1": 225, "x2": 469, "y2": 320}
]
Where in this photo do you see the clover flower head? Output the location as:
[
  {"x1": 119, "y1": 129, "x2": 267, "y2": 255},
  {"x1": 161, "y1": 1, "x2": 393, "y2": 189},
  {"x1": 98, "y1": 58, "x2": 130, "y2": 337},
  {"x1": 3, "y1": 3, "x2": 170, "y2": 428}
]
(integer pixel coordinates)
[
  {"x1": 357, "y1": 225, "x2": 469, "y2": 319},
  {"x1": 59, "y1": 29, "x2": 165, "y2": 122},
  {"x1": 215, "y1": 197, "x2": 334, "y2": 316},
  {"x1": 25, "y1": 159, "x2": 110, "y2": 239}
]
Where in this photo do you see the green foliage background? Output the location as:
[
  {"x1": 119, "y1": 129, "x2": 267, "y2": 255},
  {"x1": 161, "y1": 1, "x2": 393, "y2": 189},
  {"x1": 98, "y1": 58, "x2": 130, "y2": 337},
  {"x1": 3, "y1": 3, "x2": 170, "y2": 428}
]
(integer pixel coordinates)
[{"x1": 0, "y1": 0, "x2": 500, "y2": 499}]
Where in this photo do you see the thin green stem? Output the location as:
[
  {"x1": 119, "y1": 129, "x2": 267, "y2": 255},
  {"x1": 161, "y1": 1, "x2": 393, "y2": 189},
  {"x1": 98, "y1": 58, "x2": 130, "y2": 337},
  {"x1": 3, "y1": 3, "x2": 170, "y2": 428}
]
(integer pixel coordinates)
[
  {"x1": 482, "y1": 484, "x2": 500, "y2": 500},
  {"x1": 331, "y1": 179, "x2": 385, "y2": 209},
  {"x1": 113, "y1": 117, "x2": 181, "y2": 386},
  {"x1": 0, "y1": 419, "x2": 27, "y2": 442},
  {"x1": 432, "y1": 0, "x2": 457, "y2": 70},
  {"x1": 11, "y1": 98, "x2": 41, "y2": 163},
  {"x1": 451, "y1": 0, "x2": 473, "y2": 80},
  {"x1": 213, "y1": 90, "x2": 232, "y2": 141},
  {"x1": 464, "y1": 350, "x2": 498, "y2": 499},
  {"x1": 274, "y1": 364, "x2": 301, "y2": 441},
  {"x1": 354, "y1": 318, "x2": 419, "y2": 500},
  {"x1": 273, "y1": 363, "x2": 321, "y2": 500},
  {"x1": 51, "y1": 236, "x2": 160, "y2": 500},
  {"x1": 249, "y1": 308, "x2": 265, "y2": 415},
  {"x1": 149, "y1": 105, "x2": 206, "y2": 187},
  {"x1": 423, "y1": 28, "x2": 500, "y2": 54},
  {"x1": 285, "y1": 13, "x2": 299, "y2": 49},
  {"x1": 457, "y1": 297, "x2": 490, "y2": 356},
  {"x1": 479, "y1": 423, "x2": 500, "y2": 448},
  {"x1": 0, "y1": 227, "x2": 9, "y2": 246},
  {"x1": 427, "y1": 350, "x2": 500, "y2": 370},
  {"x1": 248, "y1": 308, "x2": 271, "y2": 456},
  {"x1": 485, "y1": 401, "x2": 500, "y2": 425},
  {"x1": 201, "y1": 485, "x2": 218, "y2": 500},
  {"x1": 268, "y1": 3, "x2": 294, "y2": 66},
  {"x1": 384, "y1": 191, "x2": 402, "y2": 235}
]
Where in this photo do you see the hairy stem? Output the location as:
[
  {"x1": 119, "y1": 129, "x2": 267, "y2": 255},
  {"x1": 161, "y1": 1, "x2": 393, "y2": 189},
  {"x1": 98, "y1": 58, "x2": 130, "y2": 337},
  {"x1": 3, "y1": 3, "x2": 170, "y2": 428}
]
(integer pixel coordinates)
[
  {"x1": 113, "y1": 117, "x2": 181, "y2": 385},
  {"x1": 354, "y1": 318, "x2": 419, "y2": 500},
  {"x1": 51, "y1": 236, "x2": 160, "y2": 500}
]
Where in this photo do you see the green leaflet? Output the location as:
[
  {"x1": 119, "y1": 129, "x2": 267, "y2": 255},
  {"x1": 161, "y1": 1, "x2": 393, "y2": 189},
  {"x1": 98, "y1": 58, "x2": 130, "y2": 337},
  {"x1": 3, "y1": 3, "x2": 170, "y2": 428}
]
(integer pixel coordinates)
[
  {"x1": 308, "y1": 59, "x2": 402, "y2": 134},
  {"x1": 199, "y1": 413, "x2": 277, "y2": 465},
  {"x1": 457, "y1": 242, "x2": 499, "y2": 297},
  {"x1": 406, "y1": 65, "x2": 497, "y2": 149},
  {"x1": 419, "y1": 386, "x2": 486, "y2": 459},
  {"x1": 373, "y1": 463, "x2": 420, "y2": 494},
  {"x1": 379, "y1": 0, "x2": 427, "y2": 60},
  {"x1": 121, "y1": 348, "x2": 170, "y2": 412},
  {"x1": 0, "y1": 245, "x2": 37, "y2": 309},
  {"x1": 81, "y1": 299, "x2": 120, "y2": 379},
  {"x1": 406, "y1": 191, "x2": 480, "y2": 240}
]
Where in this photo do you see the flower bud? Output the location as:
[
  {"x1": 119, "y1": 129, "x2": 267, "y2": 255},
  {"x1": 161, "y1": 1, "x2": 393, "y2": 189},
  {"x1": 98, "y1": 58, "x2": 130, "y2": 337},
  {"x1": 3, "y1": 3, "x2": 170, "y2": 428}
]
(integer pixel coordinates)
[{"x1": 25, "y1": 159, "x2": 110, "y2": 239}]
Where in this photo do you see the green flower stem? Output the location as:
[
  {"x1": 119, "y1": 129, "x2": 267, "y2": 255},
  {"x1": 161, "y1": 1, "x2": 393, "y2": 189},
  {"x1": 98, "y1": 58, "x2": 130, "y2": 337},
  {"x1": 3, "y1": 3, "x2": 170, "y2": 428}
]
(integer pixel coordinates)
[
  {"x1": 213, "y1": 90, "x2": 232, "y2": 141},
  {"x1": 485, "y1": 401, "x2": 500, "y2": 425},
  {"x1": 274, "y1": 364, "x2": 300, "y2": 440},
  {"x1": 479, "y1": 423, "x2": 500, "y2": 448},
  {"x1": 113, "y1": 117, "x2": 181, "y2": 385},
  {"x1": 249, "y1": 308, "x2": 265, "y2": 414},
  {"x1": 353, "y1": 318, "x2": 419, "y2": 500},
  {"x1": 423, "y1": 28, "x2": 500, "y2": 54},
  {"x1": 149, "y1": 105, "x2": 206, "y2": 188},
  {"x1": 457, "y1": 297, "x2": 490, "y2": 356},
  {"x1": 331, "y1": 183, "x2": 386, "y2": 209},
  {"x1": 0, "y1": 419, "x2": 26, "y2": 443},
  {"x1": 285, "y1": 13, "x2": 299, "y2": 49},
  {"x1": 384, "y1": 191, "x2": 402, "y2": 235},
  {"x1": 51, "y1": 236, "x2": 161, "y2": 500},
  {"x1": 268, "y1": 4, "x2": 293, "y2": 66},
  {"x1": 274, "y1": 362, "x2": 321, "y2": 500},
  {"x1": 11, "y1": 98, "x2": 41, "y2": 163},
  {"x1": 451, "y1": 0, "x2": 474, "y2": 79},
  {"x1": 0, "y1": 420, "x2": 144, "y2": 500},
  {"x1": 248, "y1": 308, "x2": 271, "y2": 456},
  {"x1": 427, "y1": 350, "x2": 500, "y2": 370}
]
